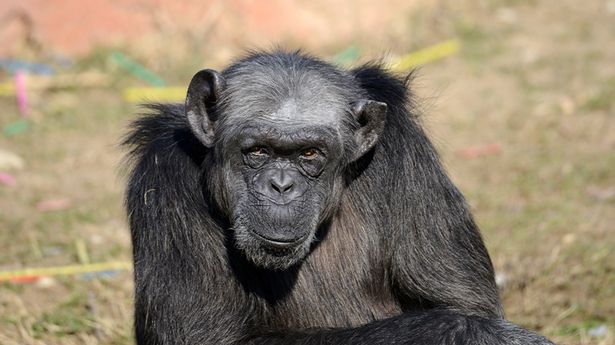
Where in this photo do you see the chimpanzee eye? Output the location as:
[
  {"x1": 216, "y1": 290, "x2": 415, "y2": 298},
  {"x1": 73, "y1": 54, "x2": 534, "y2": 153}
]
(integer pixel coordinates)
[
  {"x1": 300, "y1": 148, "x2": 319, "y2": 159},
  {"x1": 247, "y1": 146, "x2": 268, "y2": 157}
]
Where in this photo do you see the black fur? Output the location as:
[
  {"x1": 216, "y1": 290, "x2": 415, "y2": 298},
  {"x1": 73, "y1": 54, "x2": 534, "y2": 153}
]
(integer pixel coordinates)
[{"x1": 124, "y1": 51, "x2": 554, "y2": 344}]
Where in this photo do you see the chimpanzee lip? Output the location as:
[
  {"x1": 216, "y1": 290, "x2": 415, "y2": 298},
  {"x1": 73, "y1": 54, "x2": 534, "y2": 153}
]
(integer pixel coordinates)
[{"x1": 250, "y1": 230, "x2": 309, "y2": 249}]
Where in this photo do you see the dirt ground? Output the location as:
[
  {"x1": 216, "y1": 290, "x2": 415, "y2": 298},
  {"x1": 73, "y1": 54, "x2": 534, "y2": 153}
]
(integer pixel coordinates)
[{"x1": 0, "y1": 1, "x2": 613, "y2": 344}]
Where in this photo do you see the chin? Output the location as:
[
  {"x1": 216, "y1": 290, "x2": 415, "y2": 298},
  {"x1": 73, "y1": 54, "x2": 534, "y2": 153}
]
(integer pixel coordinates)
[{"x1": 233, "y1": 225, "x2": 314, "y2": 270}]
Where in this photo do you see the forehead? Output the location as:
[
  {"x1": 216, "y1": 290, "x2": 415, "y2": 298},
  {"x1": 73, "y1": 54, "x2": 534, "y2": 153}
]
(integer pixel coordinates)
[
  {"x1": 220, "y1": 88, "x2": 347, "y2": 129},
  {"x1": 256, "y1": 98, "x2": 340, "y2": 126},
  {"x1": 218, "y1": 57, "x2": 353, "y2": 130},
  {"x1": 236, "y1": 122, "x2": 339, "y2": 143},
  {"x1": 218, "y1": 97, "x2": 345, "y2": 145}
]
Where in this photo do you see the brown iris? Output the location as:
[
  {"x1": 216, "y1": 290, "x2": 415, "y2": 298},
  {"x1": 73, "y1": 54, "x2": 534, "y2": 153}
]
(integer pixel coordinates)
[{"x1": 301, "y1": 148, "x2": 319, "y2": 159}]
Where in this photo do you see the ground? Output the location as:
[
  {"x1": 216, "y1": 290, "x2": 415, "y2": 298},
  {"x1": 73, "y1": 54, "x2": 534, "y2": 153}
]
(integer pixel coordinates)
[{"x1": 0, "y1": 1, "x2": 613, "y2": 344}]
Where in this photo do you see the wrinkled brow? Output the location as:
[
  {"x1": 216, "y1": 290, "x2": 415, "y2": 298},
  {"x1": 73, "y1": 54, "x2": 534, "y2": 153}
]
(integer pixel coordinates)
[{"x1": 234, "y1": 124, "x2": 340, "y2": 152}]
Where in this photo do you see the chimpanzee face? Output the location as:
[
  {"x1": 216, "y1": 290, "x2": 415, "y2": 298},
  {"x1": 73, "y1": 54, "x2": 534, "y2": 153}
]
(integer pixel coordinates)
[
  {"x1": 185, "y1": 62, "x2": 386, "y2": 270},
  {"x1": 215, "y1": 101, "x2": 348, "y2": 269}
]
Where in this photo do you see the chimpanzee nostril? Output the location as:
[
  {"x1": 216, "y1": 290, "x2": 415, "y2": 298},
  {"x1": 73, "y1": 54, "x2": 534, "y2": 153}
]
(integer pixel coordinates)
[
  {"x1": 270, "y1": 180, "x2": 294, "y2": 195},
  {"x1": 268, "y1": 168, "x2": 296, "y2": 196}
]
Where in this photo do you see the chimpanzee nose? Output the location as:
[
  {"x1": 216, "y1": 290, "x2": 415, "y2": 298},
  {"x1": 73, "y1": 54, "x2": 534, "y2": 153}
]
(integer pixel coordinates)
[{"x1": 270, "y1": 171, "x2": 294, "y2": 195}]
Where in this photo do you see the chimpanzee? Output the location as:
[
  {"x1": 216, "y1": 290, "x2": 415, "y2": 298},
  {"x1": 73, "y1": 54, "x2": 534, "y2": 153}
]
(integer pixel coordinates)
[{"x1": 123, "y1": 50, "x2": 554, "y2": 344}]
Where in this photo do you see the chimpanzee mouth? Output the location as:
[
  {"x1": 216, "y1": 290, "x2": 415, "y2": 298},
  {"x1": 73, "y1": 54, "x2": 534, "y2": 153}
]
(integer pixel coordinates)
[{"x1": 250, "y1": 230, "x2": 310, "y2": 250}]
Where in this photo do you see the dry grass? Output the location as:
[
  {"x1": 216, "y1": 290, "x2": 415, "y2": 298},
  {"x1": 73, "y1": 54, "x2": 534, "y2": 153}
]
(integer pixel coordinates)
[{"x1": 0, "y1": 1, "x2": 613, "y2": 344}]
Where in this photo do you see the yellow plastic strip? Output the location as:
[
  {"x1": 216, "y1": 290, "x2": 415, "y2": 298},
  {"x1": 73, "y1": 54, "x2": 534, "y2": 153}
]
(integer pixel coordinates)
[
  {"x1": 390, "y1": 39, "x2": 460, "y2": 71},
  {"x1": 123, "y1": 86, "x2": 186, "y2": 103},
  {"x1": 0, "y1": 261, "x2": 132, "y2": 280}
]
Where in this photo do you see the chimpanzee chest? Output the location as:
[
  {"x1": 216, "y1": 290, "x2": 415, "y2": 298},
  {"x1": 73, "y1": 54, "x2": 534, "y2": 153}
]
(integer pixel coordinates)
[{"x1": 256, "y1": 222, "x2": 402, "y2": 330}]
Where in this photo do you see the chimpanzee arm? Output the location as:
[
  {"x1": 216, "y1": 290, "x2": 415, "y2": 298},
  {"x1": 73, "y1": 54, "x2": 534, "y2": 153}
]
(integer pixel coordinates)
[
  {"x1": 387, "y1": 117, "x2": 503, "y2": 317},
  {"x1": 248, "y1": 310, "x2": 554, "y2": 345},
  {"x1": 351, "y1": 66, "x2": 503, "y2": 317},
  {"x1": 125, "y1": 107, "x2": 251, "y2": 345}
]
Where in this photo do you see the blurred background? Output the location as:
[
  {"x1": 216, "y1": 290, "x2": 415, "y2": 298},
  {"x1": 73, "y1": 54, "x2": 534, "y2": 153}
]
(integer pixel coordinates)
[{"x1": 0, "y1": 0, "x2": 613, "y2": 344}]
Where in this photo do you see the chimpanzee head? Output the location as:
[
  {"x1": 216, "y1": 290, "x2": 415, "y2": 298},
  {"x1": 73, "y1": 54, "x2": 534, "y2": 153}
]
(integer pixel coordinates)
[{"x1": 185, "y1": 53, "x2": 387, "y2": 269}]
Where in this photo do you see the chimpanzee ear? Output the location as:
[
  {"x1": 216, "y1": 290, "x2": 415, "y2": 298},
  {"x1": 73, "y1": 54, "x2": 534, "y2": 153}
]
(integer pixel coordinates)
[
  {"x1": 350, "y1": 99, "x2": 387, "y2": 162},
  {"x1": 185, "y1": 69, "x2": 224, "y2": 147}
]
